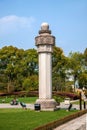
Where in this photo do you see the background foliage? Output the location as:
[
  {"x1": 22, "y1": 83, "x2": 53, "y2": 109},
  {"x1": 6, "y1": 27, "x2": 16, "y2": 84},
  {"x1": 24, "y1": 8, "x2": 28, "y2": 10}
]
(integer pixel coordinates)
[{"x1": 0, "y1": 46, "x2": 87, "y2": 93}]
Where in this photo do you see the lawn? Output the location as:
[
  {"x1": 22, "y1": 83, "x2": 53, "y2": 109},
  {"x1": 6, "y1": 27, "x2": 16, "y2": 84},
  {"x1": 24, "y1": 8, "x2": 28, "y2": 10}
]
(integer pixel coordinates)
[
  {"x1": 72, "y1": 100, "x2": 87, "y2": 105},
  {"x1": 0, "y1": 109, "x2": 78, "y2": 130},
  {"x1": 0, "y1": 97, "x2": 38, "y2": 104}
]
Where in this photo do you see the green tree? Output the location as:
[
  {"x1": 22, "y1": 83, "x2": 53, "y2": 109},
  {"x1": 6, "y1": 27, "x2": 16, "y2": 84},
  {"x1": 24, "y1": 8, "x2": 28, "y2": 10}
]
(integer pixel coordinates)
[
  {"x1": 0, "y1": 46, "x2": 20, "y2": 92},
  {"x1": 79, "y1": 72, "x2": 87, "y2": 88},
  {"x1": 52, "y1": 46, "x2": 67, "y2": 91},
  {"x1": 24, "y1": 49, "x2": 38, "y2": 76},
  {"x1": 84, "y1": 48, "x2": 87, "y2": 70},
  {"x1": 22, "y1": 75, "x2": 38, "y2": 91},
  {"x1": 0, "y1": 46, "x2": 38, "y2": 92},
  {"x1": 68, "y1": 52, "x2": 85, "y2": 90}
]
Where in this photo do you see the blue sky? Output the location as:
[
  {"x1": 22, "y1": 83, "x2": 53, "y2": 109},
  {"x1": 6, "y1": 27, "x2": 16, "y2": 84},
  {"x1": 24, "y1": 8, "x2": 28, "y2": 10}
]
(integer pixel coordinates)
[{"x1": 0, "y1": 0, "x2": 87, "y2": 56}]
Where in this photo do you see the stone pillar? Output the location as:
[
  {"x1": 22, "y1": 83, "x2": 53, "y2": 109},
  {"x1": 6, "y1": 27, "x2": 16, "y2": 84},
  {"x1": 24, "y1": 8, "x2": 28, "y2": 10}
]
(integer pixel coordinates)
[{"x1": 35, "y1": 23, "x2": 57, "y2": 110}]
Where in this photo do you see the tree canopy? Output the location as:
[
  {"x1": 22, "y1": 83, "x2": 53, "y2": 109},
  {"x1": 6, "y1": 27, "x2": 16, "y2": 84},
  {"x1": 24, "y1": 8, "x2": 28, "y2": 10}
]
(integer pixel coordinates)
[{"x1": 0, "y1": 46, "x2": 87, "y2": 93}]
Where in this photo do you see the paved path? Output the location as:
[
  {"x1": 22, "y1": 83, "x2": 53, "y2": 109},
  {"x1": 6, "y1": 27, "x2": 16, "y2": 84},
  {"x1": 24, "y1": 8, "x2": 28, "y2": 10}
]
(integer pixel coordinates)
[
  {"x1": 57, "y1": 101, "x2": 86, "y2": 111},
  {"x1": 0, "y1": 103, "x2": 34, "y2": 109},
  {"x1": 54, "y1": 102, "x2": 87, "y2": 130},
  {"x1": 54, "y1": 114, "x2": 87, "y2": 130},
  {"x1": 0, "y1": 102, "x2": 80, "y2": 110},
  {"x1": 0, "y1": 99, "x2": 83, "y2": 110},
  {"x1": 59, "y1": 102, "x2": 80, "y2": 110}
]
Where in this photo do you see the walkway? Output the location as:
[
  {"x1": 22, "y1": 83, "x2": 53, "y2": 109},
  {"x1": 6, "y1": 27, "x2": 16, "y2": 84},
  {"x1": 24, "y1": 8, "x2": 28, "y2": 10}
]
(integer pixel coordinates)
[
  {"x1": 54, "y1": 101, "x2": 87, "y2": 130},
  {"x1": 0, "y1": 103, "x2": 34, "y2": 109},
  {"x1": 0, "y1": 102, "x2": 80, "y2": 110},
  {"x1": 54, "y1": 114, "x2": 87, "y2": 130}
]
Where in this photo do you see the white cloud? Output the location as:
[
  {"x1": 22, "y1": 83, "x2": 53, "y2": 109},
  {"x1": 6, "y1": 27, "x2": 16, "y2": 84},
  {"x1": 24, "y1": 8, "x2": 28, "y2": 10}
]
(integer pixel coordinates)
[{"x1": 0, "y1": 15, "x2": 35, "y2": 35}]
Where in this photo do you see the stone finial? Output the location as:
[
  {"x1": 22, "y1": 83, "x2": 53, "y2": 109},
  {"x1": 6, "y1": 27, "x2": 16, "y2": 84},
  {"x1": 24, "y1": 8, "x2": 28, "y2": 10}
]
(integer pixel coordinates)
[
  {"x1": 39, "y1": 22, "x2": 51, "y2": 34},
  {"x1": 35, "y1": 22, "x2": 55, "y2": 48},
  {"x1": 41, "y1": 22, "x2": 49, "y2": 30}
]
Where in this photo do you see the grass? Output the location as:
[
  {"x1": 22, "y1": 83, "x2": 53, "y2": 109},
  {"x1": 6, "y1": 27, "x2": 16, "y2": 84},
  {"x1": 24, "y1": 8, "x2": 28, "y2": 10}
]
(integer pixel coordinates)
[
  {"x1": 0, "y1": 97, "x2": 38, "y2": 104},
  {"x1": 0, "y1": 96, "x2": 80, "y2": 129},
  {"x1": 0, "y1": 109, "x2": 78, "y2": 130},
  {"x1": 72, "y1": 100, "x2": 87, "y2": 105}
]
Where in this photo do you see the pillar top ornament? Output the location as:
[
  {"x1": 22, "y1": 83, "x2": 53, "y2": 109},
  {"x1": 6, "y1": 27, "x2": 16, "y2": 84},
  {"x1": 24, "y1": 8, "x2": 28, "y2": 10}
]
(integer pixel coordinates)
[
  {"x1": 35, "y1": 22, "x2": 55, "y2": 48},
  {"x1": 39, "y1": 22, "x2": 51, "y2": 35},
  {"x1": 41, "y1": 22, "x2": 49, "y2": 30}
]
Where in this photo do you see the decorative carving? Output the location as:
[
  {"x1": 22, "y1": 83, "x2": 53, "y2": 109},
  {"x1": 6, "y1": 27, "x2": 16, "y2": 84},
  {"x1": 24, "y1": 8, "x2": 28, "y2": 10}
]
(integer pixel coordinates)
[{"x1": 35, "y1": 36, "x2": 55, "y2": 46}]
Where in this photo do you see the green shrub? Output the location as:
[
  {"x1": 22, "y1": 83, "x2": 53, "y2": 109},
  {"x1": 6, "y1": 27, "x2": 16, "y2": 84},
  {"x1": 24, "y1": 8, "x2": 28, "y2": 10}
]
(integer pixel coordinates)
[{"x1": 53, "y1": 96, "x2": 64, "y2": 103}]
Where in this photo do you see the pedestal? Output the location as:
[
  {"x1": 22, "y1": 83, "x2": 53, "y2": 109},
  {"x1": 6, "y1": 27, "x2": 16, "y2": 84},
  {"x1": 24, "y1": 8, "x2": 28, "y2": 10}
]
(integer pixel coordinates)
[{"x1": 36, "y1": 99, "x2": 57, "y2": 111}]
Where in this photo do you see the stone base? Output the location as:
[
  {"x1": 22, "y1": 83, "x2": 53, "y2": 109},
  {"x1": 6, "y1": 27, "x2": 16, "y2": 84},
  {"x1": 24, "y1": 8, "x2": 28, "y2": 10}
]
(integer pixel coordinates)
[{"x1": 35, "y1": 99, "x2": 57, "y2": 111}]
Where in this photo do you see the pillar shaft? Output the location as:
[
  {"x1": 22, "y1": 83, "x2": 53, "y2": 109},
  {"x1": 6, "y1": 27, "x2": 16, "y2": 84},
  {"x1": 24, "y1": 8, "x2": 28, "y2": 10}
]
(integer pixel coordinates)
[{"x1": 39, "y1": 53, "x2": 52, "y2": 99}]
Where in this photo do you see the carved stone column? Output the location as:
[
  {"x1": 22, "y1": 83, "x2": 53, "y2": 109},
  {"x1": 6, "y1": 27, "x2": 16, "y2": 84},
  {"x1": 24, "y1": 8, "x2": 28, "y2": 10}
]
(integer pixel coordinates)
[{"x1": 35, "y1": 23, "x2": 57, "y2": 110}]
